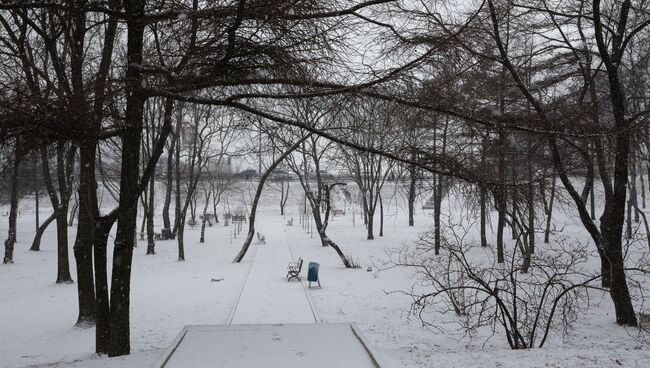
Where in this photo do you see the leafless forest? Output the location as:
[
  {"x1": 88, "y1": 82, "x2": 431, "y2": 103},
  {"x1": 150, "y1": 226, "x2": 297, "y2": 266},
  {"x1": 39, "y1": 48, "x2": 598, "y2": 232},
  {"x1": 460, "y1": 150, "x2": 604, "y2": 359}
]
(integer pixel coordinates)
[{"x1": 1, "y1": 0, "x2": 650, "y2": 362}]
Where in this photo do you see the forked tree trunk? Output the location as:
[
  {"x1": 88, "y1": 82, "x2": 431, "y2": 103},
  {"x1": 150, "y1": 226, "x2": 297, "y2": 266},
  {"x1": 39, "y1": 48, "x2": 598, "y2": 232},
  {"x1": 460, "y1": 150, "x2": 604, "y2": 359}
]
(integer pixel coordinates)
[
  {"x1": 162, "y1": 134, "x2": 177, "y2": 231},
  {"x1": 108, "y1": 5, "x2": 146, "y2": 355}
]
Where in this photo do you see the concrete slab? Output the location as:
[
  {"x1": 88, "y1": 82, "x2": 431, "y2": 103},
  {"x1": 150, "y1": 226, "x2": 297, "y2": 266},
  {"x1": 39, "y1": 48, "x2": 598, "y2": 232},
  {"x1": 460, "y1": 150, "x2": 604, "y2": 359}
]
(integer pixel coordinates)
[{"x1": 154, "y1": 323, "x2": 385, "y2": 368}]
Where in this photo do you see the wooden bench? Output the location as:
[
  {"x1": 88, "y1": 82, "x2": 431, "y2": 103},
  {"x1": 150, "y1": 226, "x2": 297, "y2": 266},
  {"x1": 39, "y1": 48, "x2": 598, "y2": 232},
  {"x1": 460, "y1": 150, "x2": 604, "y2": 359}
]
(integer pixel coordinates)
[
  {"x1": 232, "y1": 215, "x2": 247, "y2": 223},
  {"x1": 332, "y1": 209, "x2": 345, "y2": 216},
  {"x1": 287, "y1": 258, "x2": 303, "y2": 281},
  {"x1": 154, "y1": 232, "x2": 162, "y2": 241},
  {"x1": 286, "y1": 217, "x2": 293, "y2": 226}
]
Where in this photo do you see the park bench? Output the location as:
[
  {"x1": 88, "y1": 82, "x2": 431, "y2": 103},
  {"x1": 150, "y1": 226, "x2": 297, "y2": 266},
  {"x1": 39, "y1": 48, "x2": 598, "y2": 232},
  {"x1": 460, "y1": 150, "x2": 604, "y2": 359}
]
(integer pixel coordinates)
[
  {"x1": 232, "y1": 215, "x2": 247, "y2": 223},
  {"x1": 154, "y1": 232, "x2": 162, "y2": 241},
  {"x1": 286, "y1": 217, "x2": 293, "y2": 226},
  {"x1": 287, "y1": 258, "x2": 303, "y2": 281},
  {"x1": 332, "y1": 209, "x2": 345, "y2": 216},
  {"x1": 199, "y1": 213, "x2": 215, "y2": 226}
]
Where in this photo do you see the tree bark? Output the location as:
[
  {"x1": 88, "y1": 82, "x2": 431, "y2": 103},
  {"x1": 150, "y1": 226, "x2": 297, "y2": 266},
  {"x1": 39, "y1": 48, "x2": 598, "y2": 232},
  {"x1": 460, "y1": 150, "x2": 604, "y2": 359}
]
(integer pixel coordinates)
[
  {"x1": 108, "y1": 3, "x2": 145, "y2": 355},
  {"x1": 379, "y1": 191, "x2": 384, "y2": 237},
  {"x1": 94, "y1": 217, "x2": 115, "y2": 355},
  {"x1": 544, "y1": 173, "x2": 556, "y2": 244},
  {"x1": 480, "y1": 136, "x2": 488, "y2": 247},
  {"x1": 4, "y1": 140, "x2": 20, "y2": 264},
  {"x1": 496, "y1": 128, "x2": 506, "y2": 263},
  {"x1": 73, "y1": 141, "x2": 97, "y2": 326},
  {"x1": 146, "y1": 178, "x2": 155, "y2": 254},
  {"x1": 408, "y1": 162, "x2": 416, "y2": 227},
  {"x1": 30, "y1": 212, "x2": 56, "y2": 252}
]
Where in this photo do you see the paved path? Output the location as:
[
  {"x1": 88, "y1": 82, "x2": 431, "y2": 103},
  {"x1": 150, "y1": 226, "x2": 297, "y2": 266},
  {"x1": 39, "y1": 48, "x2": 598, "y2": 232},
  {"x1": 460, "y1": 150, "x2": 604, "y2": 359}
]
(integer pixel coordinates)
[{"x1": 228, "y1": 218, "x2": 317, "y2": 324}]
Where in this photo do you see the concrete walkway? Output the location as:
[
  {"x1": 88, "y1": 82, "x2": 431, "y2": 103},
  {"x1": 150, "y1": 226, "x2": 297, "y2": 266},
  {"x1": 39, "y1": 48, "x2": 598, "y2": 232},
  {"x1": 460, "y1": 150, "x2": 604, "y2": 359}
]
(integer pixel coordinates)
[{"x1": 228, "y1": 218, "x2": 317, "y2": 324}]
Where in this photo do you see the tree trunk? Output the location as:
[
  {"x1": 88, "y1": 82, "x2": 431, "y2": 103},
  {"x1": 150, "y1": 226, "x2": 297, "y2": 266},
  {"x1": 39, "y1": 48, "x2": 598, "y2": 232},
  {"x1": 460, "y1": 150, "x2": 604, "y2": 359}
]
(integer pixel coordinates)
[
  {"x1": 497, "y1": 129, "x2": 506, "y2": 264},
  {"x1": 200, "y1": 191, "x2": 211, "y2": 244},
  {"x1": 590, "y1": 145, "x2": 596, "y2": 220},
  {"x1": 408, "y1": 163, "x2": 416, "y2": 226},
  {"x1": 433, "y1": 172, "x2": 444, "y2": 255},
  {"x1": 527, "y1": 138, "x2": 535, "y2": 254},
  {"x1": 177, "y1": 223, "x2": 185, "y2": 261},
  {"x1": 640, "y1": 161, "x2": 646, "y2": 208},
  {"x1": 367, "y1": 212, "x2": 374, "y2": 240},
  {"x1": 145, "y1": 177, "x2": 155, "y2": 254},
  {"x1": 312, "y1": 208, "x2": 352, "y2": 268},
  {"x1": 172, "y1": 122, "x2": 181, "y2": 239},
  {"x1": 379, "y1": 191, "x2": 384, "y2": 237},
  {"x1": 108, "y1": 6, "x2": 145, "y2": 355},
  {"x1": 4, "y1": 143, "x2": 20, "y2": 264},
  {"x1": 162, "y1": 134, "x2": 177, "y2": 231},
  {"x1": 56, "y1": 202, "x2": 73, "y2": 283},
  {"x1": 631, "y1": 154, "x2": 639, "y2": 223},
  {"x1": 34, "y1": 153, "x2": 40, "y2": 232},
  {"x1": 234, "y1": 138, "x2": 305, "y2": 263},
  {"x1": 480, "y1": 136, "x2": 488, "y2": 247},
  {"x1": 544, "y1": 173, "x2": 556, "y2": 244},
  {"x1": 511, "y1": 167, "x2": 518, "y2": 240},
  {"x1": 69, "y1": 194, "x2": 79, "y2": 226},
  {"x1": 30, "y1": 212, "x2": 56, "y2": 251},
  {"x1": 94, "y1": 217, "x2": 115, "y2": 355},
  {"x1": 73, "y1": 142, "x2": 97, "y2": 326}
]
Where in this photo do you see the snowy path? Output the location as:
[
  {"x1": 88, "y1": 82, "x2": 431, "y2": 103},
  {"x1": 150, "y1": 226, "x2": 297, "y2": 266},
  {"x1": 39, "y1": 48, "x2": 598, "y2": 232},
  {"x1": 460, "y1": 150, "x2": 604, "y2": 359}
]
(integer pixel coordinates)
[{"x1": 228, "y1": 219, "x2": 317, "y2": 324}]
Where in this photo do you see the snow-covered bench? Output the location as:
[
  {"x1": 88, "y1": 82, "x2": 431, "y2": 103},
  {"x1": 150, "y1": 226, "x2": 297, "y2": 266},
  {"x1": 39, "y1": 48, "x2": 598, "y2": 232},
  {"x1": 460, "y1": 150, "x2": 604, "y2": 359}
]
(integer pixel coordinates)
[{"x1": 287, "y1": 258, "x2": 303, "y2": 281}]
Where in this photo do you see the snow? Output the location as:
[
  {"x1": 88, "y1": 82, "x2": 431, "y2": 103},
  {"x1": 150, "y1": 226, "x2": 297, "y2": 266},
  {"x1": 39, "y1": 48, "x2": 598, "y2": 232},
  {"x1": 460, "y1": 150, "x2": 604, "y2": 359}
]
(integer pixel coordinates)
[
  {"x1": 1, "y1": 181, "x2": 650, "y2": 367},
  {"x1": 158, "y1": 324, "x2": 378, "y2": 368},
  {"x1": 228, "y1": 220, "x2": 316, "y2": 324}
]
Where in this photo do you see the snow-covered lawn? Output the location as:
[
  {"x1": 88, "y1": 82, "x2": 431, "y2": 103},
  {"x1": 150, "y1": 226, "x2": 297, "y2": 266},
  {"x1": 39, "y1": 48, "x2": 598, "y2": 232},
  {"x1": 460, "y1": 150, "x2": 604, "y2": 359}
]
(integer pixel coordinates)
[{"x1": 1, "y1": 182, "x2": 649, "y2": 367}]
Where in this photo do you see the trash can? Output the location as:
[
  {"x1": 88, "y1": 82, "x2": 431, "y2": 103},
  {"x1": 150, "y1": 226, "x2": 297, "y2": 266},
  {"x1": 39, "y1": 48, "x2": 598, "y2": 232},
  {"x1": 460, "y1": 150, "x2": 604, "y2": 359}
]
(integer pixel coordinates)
[{"x1": 307, "y1": 262, "x2": 321, "y2": 288}]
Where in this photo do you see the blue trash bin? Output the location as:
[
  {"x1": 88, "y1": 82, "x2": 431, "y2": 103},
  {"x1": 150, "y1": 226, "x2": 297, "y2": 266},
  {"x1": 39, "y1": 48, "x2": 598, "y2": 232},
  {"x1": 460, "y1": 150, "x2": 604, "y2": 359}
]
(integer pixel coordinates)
[{"x1": 307, "y1": 262, "x2": 321, "y2": 288}]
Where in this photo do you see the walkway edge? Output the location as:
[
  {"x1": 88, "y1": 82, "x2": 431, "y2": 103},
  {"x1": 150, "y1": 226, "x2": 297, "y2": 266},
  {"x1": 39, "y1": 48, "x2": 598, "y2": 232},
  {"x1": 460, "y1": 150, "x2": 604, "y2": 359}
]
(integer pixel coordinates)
[{"x1": 226, "y1": 244, "x2": 258, "y2": 324}]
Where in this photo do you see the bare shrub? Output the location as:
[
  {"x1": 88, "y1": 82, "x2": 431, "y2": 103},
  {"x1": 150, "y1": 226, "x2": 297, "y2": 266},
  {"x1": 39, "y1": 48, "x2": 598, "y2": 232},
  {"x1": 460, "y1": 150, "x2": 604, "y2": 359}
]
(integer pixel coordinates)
[{"x1": 384, "y1": 223, "x2": 604, "y2": 349}]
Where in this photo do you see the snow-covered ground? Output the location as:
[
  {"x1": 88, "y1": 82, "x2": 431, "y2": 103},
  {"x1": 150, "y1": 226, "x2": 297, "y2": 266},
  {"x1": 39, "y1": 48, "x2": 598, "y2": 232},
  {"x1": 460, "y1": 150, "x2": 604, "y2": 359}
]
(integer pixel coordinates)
[{"x1": 1, "y1": 181, "x2": 649, "y2": 367}]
